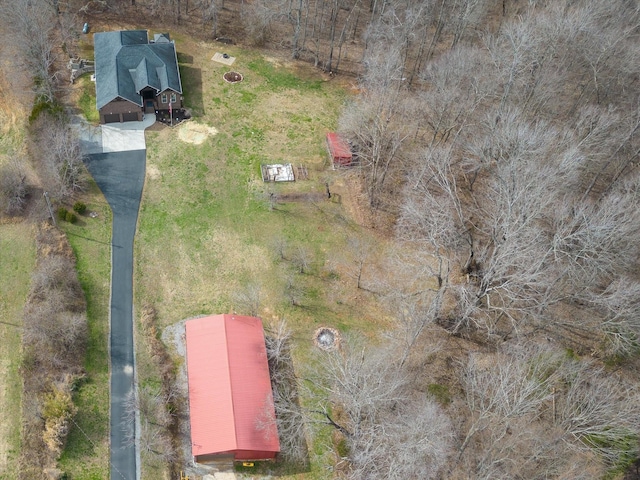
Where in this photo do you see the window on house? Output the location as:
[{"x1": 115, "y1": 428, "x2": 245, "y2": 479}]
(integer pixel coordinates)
[
  {"x1": 170, "y1": 93, "x2": 177, "y2": 103},
  {"x1": 161, "y1": 93, "x2": 167, "y2": 104}
]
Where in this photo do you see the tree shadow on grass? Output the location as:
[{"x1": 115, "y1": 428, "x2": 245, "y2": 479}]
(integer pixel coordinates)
[
  {"x1": 177, "y1": 52, "x2": 193, "y2": 64},
  {"x1": 65, "y1": 230, "x2": 111, "y2": 246}
]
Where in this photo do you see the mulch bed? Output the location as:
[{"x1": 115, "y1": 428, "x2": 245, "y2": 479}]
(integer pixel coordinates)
[
  {"x1": 223, "y1": 71, "x2": 243, "y2": 83},
  {"x1": 156, "y1": 108, "x2": 191, "y2": 126}
]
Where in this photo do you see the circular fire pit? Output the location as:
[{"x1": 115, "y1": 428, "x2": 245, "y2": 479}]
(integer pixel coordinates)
[
  {"x1": 313, "y1": 327, "x2": 341, "y2": 351},
  {"x1": 223, "y1": 71, "x2": 243, "y2": 83}
]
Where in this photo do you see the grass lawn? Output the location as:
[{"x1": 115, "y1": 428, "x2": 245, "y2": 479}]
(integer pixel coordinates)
[
  {"x1": 135, "y1": 39, "x2": 391, "y2": 477},
  {"x1": 77, "y1": 75, "x2": 100, "y2": 124},
  {"x1": 57, "y1": 181, "x2": 112, "y2": 479},
  {"x1": 0, "y1": 223, "x2": 35, "y2": 480},
  {"x1": 65, "y1": 31, "x2": 389, "y2": 477}
]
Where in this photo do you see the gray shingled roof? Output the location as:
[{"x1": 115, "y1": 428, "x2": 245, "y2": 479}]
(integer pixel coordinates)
[{"x1": 94, "y1": 30, "x2": 182, "y2": 110}]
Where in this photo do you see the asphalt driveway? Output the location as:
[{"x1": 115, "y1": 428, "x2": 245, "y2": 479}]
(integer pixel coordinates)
[
  {"x1": 79, "y1": 117, "x2": 153, "y2": 480},
  {"x1": 84, "y1": 150, "x2": 144, "y2": 480}
]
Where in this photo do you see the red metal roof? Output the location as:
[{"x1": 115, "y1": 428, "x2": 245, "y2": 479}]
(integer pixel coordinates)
[
  {"x1": 326, "y1": 132, "x2": 352, "y2": 161},
  {"x1": 185, "y1": 315, "x2": 280, "y2": 460}
]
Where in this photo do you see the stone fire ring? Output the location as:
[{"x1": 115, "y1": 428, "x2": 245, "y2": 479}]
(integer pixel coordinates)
[
  {"x1": 223, "y1": 71, "x2": 243, "y2": 83},
  {"x1": 313, "y1": 327, "x2": 341, "y2": 351}
]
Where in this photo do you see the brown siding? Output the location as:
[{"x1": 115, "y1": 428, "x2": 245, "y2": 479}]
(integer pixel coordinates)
[
  {"x1": 103, "y1": 113, "x2": 120, "y2": 124},
  {"x1": 122, "y1": 112, "x2": 140, "y2": 122},
  {"x1": 194, "y1": 453, "x2": 235, "y2": 465},
  {"x1": 99, "y1": 98, "x2": 142, "y2": 124},
  {"x1": 234, "y1": 450, "x2": 278, "y2": 461},
  {"x1": 156, "y1": 90, "x2": 182, "y2": 110},
  {"x1": 194, "y1": 451, "x2": 276, "y2": 464}
]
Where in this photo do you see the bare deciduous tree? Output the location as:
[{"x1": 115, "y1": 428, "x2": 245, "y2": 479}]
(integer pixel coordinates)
[
  {"x1": 307, "y1": 338, "x2": 453, "y2": 478},
  {"x1": 338, "y1": 66, "x2": 412, "y2": 208},
  {"x1": 348, "y1": 398, "x2": 454, "y2": 480},
  {"x1": 284, "y1": 272, "x2": 305, "y2": 306},
  {"x1": 556, "y1": 360, "x2": 640, "y2": 466},
  {"x1": 328, "y1": 234, "x2": 376, "y2": 289},
  {"x1": 260, "y1": 318, "x2": 309, "y2": 464},
  {"x1": 2, "y1": 0, "x2": 58, "y2": 102},
  {"x1": 270, "y1": 234, "x2": 288, "y2": 261},
  {"x1": 456, "y1": 343, "x2": 640, "y2": 477},
  {"x1": 195, "y1": 0, "x2": 222, "y2": 37},
  {"x1": 0, "y1": 159, "x2": 29, "y2": 216},
  {"x1": 37, "y1": 117, "x2": 87, "y2": 199},
  {"x1": 291, "y1": 244, "x2": 314, "y2": 274},
  {"x1": 242, "y1": 0, "x2": 284, "y2": 46},
  {"x1": 232, "y1": 281, "x2": 262, "y2": 316},
  {"x1": 124, "y1": 386, "x2": 177, "y2": 463}
]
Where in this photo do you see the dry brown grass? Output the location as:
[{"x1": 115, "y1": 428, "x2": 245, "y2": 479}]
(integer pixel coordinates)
[
  {"x1": 177, "y1": 121, "x2": 218, "y2": 144},
  {"x1": 110, "y1": 21, "x2": 399, "y2": 479},
  {"x1": 0, "y1": 55, "x2": 29, "y2": 135},
  {"x1": 0, "y1": 223, "x2": 36, "y2": 478}
]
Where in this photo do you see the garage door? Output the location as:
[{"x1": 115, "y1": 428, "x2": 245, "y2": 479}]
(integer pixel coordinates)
[
  {"x1": 103, "y1": 113, "x2": 120, "y2": 123},
  {"x1": 122, "y1": 112, "x2": 139, "y2": 122}
]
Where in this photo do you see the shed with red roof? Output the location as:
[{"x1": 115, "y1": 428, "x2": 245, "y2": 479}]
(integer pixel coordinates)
[
  {"x1": 185, "y1": 314, "x2": 280, "y2": 463},
  {"x1": 326, "y1": 132, "x2": 353, "y2": 167}
]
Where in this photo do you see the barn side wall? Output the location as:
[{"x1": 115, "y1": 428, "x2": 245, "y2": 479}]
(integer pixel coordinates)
[{"x1": 194, "y1": 450, "x2": 277, "y2": 464}]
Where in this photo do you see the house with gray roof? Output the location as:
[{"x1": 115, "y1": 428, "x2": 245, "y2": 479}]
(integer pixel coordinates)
[{"x1": 94, "y1": 30, "x2": 183, "y2": 124}]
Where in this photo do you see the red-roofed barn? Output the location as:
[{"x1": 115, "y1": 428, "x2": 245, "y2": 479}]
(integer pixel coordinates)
[
  {"x1": 326, "y1": 132, "x2": 353, "y2": 167},
  {"x1": 185, "y1": 314, "x2": 280, "y2": 463}
]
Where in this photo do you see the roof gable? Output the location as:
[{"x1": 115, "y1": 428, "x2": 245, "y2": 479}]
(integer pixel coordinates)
[
  {"x1": 153, "y1": 33, "x2": 171, "y2": 43},
  {"x1": 94, "y1": 30, "x2": 182, "y2": 110},
  {"x1": 129, "y1": 58, "x2": 151, "y2": 94},
  {"x1": 185, "y1": 315, "x2": 280, "y2": 459}
]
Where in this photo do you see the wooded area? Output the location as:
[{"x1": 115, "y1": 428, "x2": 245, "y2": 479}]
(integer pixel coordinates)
[
  {"x1": 268, "y1": 0, "x2": 640, "y2": 476},
  {"x1": 2, "y1": 0, "x2": 640, "y2": 478}
]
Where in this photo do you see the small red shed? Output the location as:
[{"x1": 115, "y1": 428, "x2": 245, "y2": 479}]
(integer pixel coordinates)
[
  {"x1": 185, "y1": 314, "x2": 280, "y2": 463},
  {"x1": 326, "y1": 132, "x2": 353, "y2": 167}
]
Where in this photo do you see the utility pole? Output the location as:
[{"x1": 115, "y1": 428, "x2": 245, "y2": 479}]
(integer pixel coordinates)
[{"x1": 43, "y1": 191, "x2": 56, "y2": 226}]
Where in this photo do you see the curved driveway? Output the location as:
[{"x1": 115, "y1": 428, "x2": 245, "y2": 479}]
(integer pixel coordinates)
[{"x1": 80, "y1": 116, "x2": 153, "y2": 480}]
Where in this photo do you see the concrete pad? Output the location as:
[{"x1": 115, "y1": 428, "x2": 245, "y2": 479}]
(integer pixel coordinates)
[
  {"x1": 101, "y1": 125, "x2": 146, "y2": 153},
  {"x1": 212, "y1": 52, "x2": 236, "y2": 65},
  {"x1": 202, "y1": 474, "x2": 237, "y2": 480},
  {"x1": 261, "y1": 163, "x2": 295, "y2": 182},
  {"x1": 72, "y1": 120, "x2": 103, "y2": 155},
  {"x1": 100, "y1": 114, "x2": 156, "y2": 153},
  {"x1": 215, "y1": 473, "x2": 237, "y2": 480},
  {"x1": 74, "y1": 113, "x2": 157, "y2": 155},
  {"x1": 109, "y1": 114, "x2": 156, "y2": 131}
]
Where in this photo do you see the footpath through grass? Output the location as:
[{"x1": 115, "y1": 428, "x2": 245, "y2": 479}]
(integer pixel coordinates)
[{"x1": 0, "y1": 223, "x2": 35, "y2": 480}]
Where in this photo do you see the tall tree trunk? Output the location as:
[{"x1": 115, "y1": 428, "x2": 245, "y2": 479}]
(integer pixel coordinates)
[
  {"x1": 325, "y1": 0, "x2": 339, "y2": 72},
  {"x1": 291, "y1": 0, "x2": 303, "y2": 58}
]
